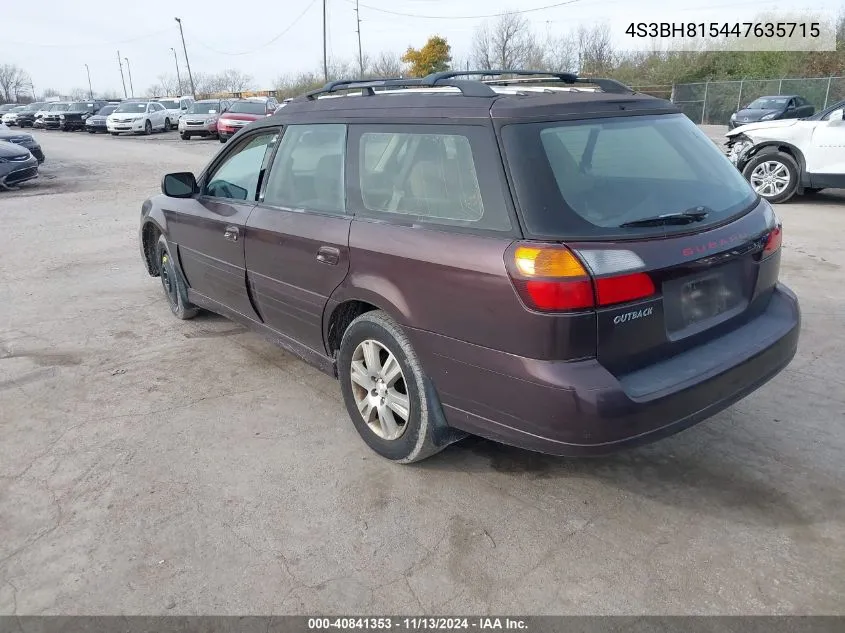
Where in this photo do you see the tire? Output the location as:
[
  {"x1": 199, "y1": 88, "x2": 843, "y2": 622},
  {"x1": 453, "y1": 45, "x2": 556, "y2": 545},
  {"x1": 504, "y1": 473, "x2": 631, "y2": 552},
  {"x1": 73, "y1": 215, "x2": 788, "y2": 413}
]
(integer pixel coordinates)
[
  {"x1": 180, "y1": 133, "x2": 190, "y2": 140},
  {"x1": 219, "y1": 137, "x2": 226, "y2": 143},
  {"x1": 163, "y1": 118, "x2": 170, "y2": 132},
  {"x1": 111, "y1": 132, "x2": 119, "y2": 136},
  {"x1": 742, "y1": 151, "x2": 799, "y2": 204},
  {"x1": 155, "y1": 235, "x2": 198, "y2": 320},
  {"x1": 337, "y1": 311, "x2": 446, "y2": 464},
  {"x1": 88, "y1": 129, "x2": 96, "y2": 134},
  {"x1": 144, "y1": 120, "x2": 152, "y2": 135}
]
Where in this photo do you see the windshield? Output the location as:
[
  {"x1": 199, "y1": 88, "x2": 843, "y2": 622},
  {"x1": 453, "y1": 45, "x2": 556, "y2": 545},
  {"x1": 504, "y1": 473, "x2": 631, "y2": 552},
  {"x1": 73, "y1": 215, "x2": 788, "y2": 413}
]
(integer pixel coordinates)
[
  {"x1": 51, "y1": 104, "x2": 69, "y2": 111},
  {"x1": 113, "y1": 102, "x2": 148, "y2": 113},
  {"x1": 69, "y1": 102, "x2": 94, "y2": 110},
  {"x1": 11, "y1": 106, "x2": 27, "y2": 112},
  {"x1": 25, "y1": 103, "x2": 45, "y2": 111},
  {"x1": 189, "y1": 102, "x2": 220, "y2": 114},
  {"x1": 156, "y1": 99, "x2": 180, "y2": 109},
  {"x1": 227, "y1": 101, "x2": 266, "y2": 114},
  {"x1": 502, "y1": 113, "x2": 757, "y2": 239},
  {"x1": 97, "y1": 106, "x2": 117, "y2": 117},
  {"x1": 809, "y1": 99, "x2": 845, "y2": 121},
  {"x1": 747, "y1": 97, "x2": 789, "y2": 109}
]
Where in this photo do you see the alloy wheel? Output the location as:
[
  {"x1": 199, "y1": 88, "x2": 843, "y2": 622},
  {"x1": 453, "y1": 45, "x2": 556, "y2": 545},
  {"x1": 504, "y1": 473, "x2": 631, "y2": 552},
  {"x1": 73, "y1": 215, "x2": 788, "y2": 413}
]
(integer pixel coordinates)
[
  {"x1": 750, "y1": 161, "x2": 791, "y2": 197},
  {"x1": 349, "y1": 339, "x2": 411, "y2": 440}
]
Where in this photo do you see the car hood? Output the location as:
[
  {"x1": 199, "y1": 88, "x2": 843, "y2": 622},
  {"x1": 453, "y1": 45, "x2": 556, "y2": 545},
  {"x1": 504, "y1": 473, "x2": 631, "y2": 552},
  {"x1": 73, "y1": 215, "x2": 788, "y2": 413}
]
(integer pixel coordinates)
[
  {"x1": 219, "y1": 113, "x2": 262, "y2": 122},
  {"x1": 108, "y1": 112, "x2": 145, "y2": 118},
  {"x1": 0, "y1": 140, "x2": 31, "y2": 158},
  {"x1": 0, "y1": 130, "x2": 35, "y2": 142},
  {"x1": 726, "y1": 118, "x2": 800, "y2": 137},
  {"x1": 735, "y1": 108, "x2": 781, "y2": 120}
]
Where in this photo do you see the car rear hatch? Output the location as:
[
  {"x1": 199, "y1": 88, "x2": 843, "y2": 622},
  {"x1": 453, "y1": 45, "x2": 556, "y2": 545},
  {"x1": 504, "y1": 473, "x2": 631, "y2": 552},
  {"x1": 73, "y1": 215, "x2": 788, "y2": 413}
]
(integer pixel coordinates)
[{"x1": 499, "y1": 109, "x2": 784, "y2": 381}]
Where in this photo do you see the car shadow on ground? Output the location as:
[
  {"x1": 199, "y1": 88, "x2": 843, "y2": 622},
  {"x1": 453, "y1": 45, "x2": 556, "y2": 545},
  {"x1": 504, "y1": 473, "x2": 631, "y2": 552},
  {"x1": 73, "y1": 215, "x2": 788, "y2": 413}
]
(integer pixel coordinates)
[{"x1": 418, "y1": 429, "x2": 841, "y2": 529}]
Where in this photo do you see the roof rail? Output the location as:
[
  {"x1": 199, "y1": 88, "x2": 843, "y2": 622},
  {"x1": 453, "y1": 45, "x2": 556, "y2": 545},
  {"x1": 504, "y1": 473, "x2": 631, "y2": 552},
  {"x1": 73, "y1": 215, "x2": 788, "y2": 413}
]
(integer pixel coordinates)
[
  {"x1": 439, "y1": 70, "x2": 635, "y2": 94},
  {"x1": 297, "y1": 76, "x2": 497, "y2": 100},
  {"x1": 295, "y1": 69, "x2": 636, "y2": 101}
]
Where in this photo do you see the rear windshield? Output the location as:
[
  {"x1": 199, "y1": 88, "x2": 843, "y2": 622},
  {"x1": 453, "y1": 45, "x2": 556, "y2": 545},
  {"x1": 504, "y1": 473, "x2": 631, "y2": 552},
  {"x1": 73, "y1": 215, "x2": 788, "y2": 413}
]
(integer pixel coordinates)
[
  {"x1": 227, "y1": 101, "x2": 266, "y2": 114},
  {"x1": 502, "y1": 114, "x2": 757, "y2": 239}
]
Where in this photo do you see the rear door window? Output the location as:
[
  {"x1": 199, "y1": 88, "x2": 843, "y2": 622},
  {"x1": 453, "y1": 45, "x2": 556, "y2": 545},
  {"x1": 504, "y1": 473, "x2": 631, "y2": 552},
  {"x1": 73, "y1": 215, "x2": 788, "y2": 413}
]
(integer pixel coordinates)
[{"x1": 262, "y1": 123, "x2": 346, "y2": 214}]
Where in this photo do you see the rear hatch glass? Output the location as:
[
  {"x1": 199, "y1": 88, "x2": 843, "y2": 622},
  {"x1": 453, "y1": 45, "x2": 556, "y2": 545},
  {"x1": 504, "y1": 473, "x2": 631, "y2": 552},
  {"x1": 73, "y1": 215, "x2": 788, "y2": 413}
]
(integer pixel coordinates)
[{"x1": 501, "y1": 113, "x2": 757, "y2": 241}]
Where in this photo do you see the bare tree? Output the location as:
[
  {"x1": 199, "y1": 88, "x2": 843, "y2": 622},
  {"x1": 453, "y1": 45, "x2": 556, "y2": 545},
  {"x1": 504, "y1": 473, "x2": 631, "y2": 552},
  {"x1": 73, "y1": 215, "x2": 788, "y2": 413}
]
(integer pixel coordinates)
[
  {"x1": 368, "y1": 51, "x2": 404, "y2": 78},
  {"x1": 42, "y1": 87, "x2": 62, "y2": 99},
  {"x1": 68, "y1": 88, "x2": 88, "y2": 101},
  {"x1": 0, "y1": 64, "x2": 31, "y2": 103},
  {"x1": 576, "y1": 23, "x2": 614, "y2": 75},
  {"x1": 219, "y1": 69, "x2": 254, "y2": 93},
  {"x1": 145, "y1": 74, "x2": 180, "y2": 97},
  {"x1": 542, "y1": 33, "x2": 579, "y2": 72},
  {"x1": 471, "y1": 12, "x2": 540, "y2": 70}
]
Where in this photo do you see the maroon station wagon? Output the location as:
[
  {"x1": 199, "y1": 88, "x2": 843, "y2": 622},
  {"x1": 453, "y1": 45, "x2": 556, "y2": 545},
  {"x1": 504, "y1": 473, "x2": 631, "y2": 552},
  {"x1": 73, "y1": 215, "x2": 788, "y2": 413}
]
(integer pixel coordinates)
[{"x1": 139, "y1": 71, "x2": 800, "y2": 463}]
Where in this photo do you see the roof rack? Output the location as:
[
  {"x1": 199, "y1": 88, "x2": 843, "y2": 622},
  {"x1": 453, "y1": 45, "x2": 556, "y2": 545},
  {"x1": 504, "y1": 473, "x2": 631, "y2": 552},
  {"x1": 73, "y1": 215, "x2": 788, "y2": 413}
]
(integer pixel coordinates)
[
  {"x1": 296, "y1": 69, "x2": 635, "y2": 101},
  {"x1": 433, "y1": 70, "x2": 635, "y2": 94}
]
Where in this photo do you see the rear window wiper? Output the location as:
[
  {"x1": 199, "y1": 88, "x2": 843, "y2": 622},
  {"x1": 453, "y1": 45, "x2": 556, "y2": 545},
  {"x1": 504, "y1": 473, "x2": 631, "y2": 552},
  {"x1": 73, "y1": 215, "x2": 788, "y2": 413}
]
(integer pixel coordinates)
[{"x1": 619, "y1": 208, "x2": 709, "y2": 228}]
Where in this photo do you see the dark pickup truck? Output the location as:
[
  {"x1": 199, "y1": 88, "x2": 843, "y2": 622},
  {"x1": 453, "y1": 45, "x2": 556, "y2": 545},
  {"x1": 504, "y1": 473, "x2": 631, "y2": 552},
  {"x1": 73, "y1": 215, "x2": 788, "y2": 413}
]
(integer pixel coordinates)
[{"x1": 60, "y1": 100, "x2": 107, "y2": 131}]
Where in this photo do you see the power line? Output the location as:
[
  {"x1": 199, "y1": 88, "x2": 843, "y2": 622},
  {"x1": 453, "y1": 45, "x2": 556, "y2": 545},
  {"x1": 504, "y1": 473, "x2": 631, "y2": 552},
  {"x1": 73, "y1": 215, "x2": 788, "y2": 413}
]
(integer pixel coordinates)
[
  {"x1": 341, "y1": 0, "x2": 584, "y2": 19},
  {"x1": 5, "y1": 27, "x2": 172, "y2": 48},
  {"x1": 193, "y1": 0, "x2": 319, "y2": 56}
]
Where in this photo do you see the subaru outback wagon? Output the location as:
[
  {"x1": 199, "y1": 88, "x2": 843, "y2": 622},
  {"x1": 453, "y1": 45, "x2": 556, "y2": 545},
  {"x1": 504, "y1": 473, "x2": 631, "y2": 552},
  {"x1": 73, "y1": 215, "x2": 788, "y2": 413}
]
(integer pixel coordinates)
[{"x1": 139, "y1": 71, "x2": 800, "y2": 463}]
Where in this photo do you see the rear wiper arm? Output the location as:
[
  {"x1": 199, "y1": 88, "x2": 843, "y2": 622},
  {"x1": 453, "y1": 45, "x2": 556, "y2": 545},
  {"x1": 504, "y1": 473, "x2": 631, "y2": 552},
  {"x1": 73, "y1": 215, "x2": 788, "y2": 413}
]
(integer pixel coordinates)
[{"x1": 620, "y1": 208, "x2": 709, "y2": 228}]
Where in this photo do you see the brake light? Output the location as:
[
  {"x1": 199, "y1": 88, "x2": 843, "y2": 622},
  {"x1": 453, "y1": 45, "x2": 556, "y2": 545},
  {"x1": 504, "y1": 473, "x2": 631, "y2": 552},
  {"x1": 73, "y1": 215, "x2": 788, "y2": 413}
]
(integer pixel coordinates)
[
  {"x1": 507, "y1": 244, "x2": 656, "y2": 312},
  {"x1": 763, "y1": 225, "x2": 782, "y2": 258}
]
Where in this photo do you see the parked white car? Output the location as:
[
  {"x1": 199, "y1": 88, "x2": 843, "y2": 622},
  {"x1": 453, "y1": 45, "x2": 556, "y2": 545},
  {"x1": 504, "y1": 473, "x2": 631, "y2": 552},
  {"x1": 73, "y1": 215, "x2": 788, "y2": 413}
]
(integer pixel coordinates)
[
  {"x1": 107, "y1": 100, "x2": 170, "y2": 135},
  {"x1": 154, "y1": 96, "x2": 194, "y2": 130},
  {"x1": 726, "y1": 98, "x2": 845, "y2": 203},
  {"x1": 1, "y1": 105, "x2": 28, "y2": 126}
]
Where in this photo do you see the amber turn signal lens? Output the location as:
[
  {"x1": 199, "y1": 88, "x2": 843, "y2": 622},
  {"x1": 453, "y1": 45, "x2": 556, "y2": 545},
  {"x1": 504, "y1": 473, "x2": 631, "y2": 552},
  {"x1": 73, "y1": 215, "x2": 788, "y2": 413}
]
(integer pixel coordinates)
[{"x1": 514, "y1": 246, "x2": 587, "y2": 278}]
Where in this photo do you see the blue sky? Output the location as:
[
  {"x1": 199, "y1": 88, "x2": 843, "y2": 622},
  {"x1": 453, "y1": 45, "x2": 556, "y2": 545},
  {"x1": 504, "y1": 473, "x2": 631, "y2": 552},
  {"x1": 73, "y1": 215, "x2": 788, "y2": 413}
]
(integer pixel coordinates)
[{"x1": 3, "y1": 0, "x2": 841, "y2": 96}]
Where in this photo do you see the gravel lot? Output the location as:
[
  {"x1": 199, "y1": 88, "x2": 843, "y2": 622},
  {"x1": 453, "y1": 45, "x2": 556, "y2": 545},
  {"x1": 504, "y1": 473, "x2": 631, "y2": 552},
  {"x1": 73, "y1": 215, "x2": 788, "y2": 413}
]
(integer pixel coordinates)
[{"x1": 1, "y1": 127, "x2": 844, "y2": 616}]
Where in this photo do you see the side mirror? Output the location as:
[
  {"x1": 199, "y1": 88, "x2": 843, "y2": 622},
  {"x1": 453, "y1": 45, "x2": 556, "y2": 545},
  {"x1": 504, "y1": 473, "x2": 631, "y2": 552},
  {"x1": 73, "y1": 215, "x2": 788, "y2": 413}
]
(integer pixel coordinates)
[
  {"x1": 830, "y1": 109, "x2": 844, "y2": 123},
  {"x1": 162, "y1": 172, "x2": 197, "y2": 198}
]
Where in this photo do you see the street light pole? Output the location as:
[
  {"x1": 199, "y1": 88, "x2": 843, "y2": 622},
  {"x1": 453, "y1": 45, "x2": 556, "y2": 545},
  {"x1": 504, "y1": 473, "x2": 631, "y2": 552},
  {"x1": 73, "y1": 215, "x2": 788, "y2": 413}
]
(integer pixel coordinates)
[
  {"x1": 117, "y1": 50, "x2": 128, "y2": 98},
  {"x1": 124, "y1": 57, "x2": 134, "y2": 97},
  {"x1": 174, "y1": 18, "x2": 196, "y2": 99},
  {"x1": 322, "y1": 0, "x2": 328, "y2": 82},
  {"x1": 170, "y1": 47, "x2": 184, "y2": 95},
  {"x1": 84, "y1": 64, "x2": 93, "y2": 99}
]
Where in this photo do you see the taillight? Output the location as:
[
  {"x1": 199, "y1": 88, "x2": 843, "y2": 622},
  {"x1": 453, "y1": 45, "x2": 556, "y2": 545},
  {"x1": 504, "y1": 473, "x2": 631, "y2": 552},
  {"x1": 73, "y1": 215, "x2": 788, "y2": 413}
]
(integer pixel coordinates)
[
  {"x1": 762, "y1": 225, "x2": 782, "y2": 258},
  {"x1": 507, "y1": 243, "x2": 656, "y2": 313}
]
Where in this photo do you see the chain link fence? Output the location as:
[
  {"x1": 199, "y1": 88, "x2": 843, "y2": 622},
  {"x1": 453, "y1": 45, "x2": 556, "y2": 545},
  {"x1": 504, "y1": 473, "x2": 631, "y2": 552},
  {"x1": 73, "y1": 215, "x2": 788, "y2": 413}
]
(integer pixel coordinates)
[{"x1": 661, "y1": 77, "x2": 845, "y2": 125}]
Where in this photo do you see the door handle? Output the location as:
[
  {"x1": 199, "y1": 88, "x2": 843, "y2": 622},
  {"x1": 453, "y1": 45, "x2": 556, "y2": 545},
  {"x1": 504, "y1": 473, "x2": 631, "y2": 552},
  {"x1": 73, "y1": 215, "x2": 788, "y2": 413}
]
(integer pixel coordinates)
[
  {"x1": 223, "y1": 226, "x2": 239, "y2": 242},
  {"x1": 316, "y1": 246, "x2": 340, "y2": 265}
]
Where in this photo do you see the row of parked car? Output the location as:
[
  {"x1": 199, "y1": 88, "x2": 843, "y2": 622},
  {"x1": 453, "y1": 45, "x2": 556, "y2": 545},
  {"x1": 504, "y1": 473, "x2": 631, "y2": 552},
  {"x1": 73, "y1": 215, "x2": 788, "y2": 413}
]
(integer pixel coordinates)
[{"x1": 0, "y1": 95, "x2": 286, "y2": 143}]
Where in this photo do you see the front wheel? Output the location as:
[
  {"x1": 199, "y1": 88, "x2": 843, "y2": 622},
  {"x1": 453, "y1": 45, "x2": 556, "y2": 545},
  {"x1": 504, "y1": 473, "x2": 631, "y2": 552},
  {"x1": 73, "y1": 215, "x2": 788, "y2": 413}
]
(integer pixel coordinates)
[
  {"x1": 219, "y1": 137, "x2": 226, "y2": 143},
  {"x1": 111, "y1": 132, "x2": 119, "y2": 136},
  {"x1": 742, "y1": 151, "x2": 799, "y2": 204},
  {"x1": 144, "y1": 120, "x2": 152, "y2": 135},
  {"x1": 337, "y1": 311, "x2": 446, "y2": 463},
  {"x1": 156, "y1": 235, "x2": 198, "y2": 320},
  {"x1": 87, "y1": 129, "x2": 96, "y2": 134},
  {"x1": 180, "y1": 132, "x2": 190, "y2": 140},
  {"x1": 163, "y1": 118, "x2": 170, "y2": 132}
]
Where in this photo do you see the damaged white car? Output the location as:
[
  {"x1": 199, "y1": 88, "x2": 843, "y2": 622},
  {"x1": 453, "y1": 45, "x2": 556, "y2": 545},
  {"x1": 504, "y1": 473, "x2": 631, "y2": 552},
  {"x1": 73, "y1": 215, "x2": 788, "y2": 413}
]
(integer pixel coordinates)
[{"x1": 725, "y1": 99, "x2": 845, "y2": 203}]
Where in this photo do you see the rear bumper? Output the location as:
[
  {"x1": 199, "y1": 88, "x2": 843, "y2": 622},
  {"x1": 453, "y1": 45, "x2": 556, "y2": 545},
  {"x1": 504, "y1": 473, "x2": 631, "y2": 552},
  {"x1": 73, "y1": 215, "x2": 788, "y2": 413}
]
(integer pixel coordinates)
[{"x1": 412, "y1": 284, "x2": 800, "y2": 456}]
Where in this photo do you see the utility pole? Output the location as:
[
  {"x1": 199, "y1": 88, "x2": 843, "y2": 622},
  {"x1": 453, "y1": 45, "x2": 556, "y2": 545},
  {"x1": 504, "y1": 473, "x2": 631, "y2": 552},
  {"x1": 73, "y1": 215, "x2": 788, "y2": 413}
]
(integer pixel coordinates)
[
  {"x1": 124, "y1": 57, "x2": 135, "y2": 97},
  {"x1": 322, "y1": 0, "x2": 328, "y2": 82},
  {"x1": 354, "y1": 0, "x2": 363, "y2": 78},
  {"x1": 171, "y1": 47, "x2": 183, "y2": 95},
  {"x1": 84, "y1": 64, "x2": 93, "y2": 99},
  {"x1": 174, "y1": 18, "x2": 197, "y2": 99},
  {"x1": 117, "y1": 50, "x2": 128, "y2": 98}
]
